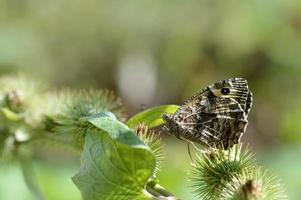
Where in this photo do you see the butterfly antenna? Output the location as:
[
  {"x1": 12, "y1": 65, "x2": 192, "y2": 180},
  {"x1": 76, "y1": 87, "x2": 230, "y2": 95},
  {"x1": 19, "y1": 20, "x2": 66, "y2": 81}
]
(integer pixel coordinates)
[
  {"x1": 190, "y1": 141, "x2": 204, "y2": 153},
  {"x1": 187, "y1": 141, "x2": 194, "y2": 162},
  {"x1": 140, "y1": 103, "x2": 147, "y2": 111}
]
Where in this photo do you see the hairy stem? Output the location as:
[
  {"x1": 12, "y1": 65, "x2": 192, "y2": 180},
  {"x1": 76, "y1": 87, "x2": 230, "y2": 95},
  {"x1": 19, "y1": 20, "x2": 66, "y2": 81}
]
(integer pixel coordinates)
[{"x1": 145, "y1": 180, "x2": 180, "y2": 200}]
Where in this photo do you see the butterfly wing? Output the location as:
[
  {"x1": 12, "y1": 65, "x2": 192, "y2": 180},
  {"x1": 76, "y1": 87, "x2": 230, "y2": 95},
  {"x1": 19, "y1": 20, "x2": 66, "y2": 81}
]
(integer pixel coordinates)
[
  {"x1": 163, "y1": 77, "x2": 252, "y2": 148},
  {"x1": 198, "y1": 97, "x2": 248, "y2": 148},
  {"x1": 245, "y1": 91, "x2": 253, "y2": 117}
]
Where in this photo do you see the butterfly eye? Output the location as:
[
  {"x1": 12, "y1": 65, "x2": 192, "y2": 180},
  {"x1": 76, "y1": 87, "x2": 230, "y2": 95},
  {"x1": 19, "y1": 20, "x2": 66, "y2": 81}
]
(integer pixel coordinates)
[{"x1": 221, "y1": 87, "x2": 230, "y2": 95}]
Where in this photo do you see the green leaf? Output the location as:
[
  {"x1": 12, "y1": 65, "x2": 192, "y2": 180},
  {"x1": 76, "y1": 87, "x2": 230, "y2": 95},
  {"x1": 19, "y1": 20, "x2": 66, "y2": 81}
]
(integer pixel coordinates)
[
  {"x1": 126, "y1": 105, "x2": 179, "y2": 128},
  {"x1": 85, "y1": 112, "x2": 145, "y2": 147},
  {"x1": 0, "y1": 107, "x2": 22, "y2": 121},
  {"x1": 73, "y1": 112, "x2": 156, "y2": 200}
]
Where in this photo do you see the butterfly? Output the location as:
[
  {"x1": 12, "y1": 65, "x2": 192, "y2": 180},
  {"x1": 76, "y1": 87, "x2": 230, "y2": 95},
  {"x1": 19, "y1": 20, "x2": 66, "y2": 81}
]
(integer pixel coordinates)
[{"x1": 163, "y1": 78, "x2": 252, "y2": 149}]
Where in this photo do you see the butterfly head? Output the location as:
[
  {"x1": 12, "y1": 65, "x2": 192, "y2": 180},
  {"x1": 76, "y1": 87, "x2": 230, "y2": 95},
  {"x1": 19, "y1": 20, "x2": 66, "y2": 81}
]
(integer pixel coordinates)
[
  {"x1": 162, "y1": 113, "x2": 173, "y2": 130},
  {"x1": 162, "y1": 113, "x2": 175, "y2": 133}
]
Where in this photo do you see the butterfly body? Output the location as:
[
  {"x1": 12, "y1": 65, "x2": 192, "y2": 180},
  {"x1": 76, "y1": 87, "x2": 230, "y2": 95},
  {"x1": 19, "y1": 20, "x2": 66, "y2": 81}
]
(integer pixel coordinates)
[{"x1": 163, "y1": 78, "x2": 252, "y2": 148}]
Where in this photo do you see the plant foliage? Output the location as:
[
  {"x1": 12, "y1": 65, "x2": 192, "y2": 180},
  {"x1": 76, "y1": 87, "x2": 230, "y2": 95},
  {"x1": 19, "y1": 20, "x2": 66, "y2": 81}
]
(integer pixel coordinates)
[
  {"x1": 0, "y1": 75, "x2": 287, "y2": 200},
  {"x1": 72, "y1": 112, "x2": 156, "y2": 200}
]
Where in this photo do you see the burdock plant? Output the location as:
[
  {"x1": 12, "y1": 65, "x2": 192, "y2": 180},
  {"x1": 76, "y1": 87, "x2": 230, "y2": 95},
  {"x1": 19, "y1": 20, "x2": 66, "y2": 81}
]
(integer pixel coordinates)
[{"x1": 0, "y1": 75, "x2": 286, "y2": 200}]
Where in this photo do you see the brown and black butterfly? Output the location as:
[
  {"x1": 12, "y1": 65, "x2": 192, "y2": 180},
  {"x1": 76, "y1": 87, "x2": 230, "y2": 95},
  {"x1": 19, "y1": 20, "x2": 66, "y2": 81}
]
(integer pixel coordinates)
[{"x1": 163, "y1": 78, "x2": 252, "y2": 149}]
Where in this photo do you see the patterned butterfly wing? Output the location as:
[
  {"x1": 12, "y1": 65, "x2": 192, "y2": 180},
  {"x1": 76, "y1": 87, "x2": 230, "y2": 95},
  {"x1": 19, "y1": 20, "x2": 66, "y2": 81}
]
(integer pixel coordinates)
[{"x1": 163, "y1": 78, "x2": 252, "y2": 148}]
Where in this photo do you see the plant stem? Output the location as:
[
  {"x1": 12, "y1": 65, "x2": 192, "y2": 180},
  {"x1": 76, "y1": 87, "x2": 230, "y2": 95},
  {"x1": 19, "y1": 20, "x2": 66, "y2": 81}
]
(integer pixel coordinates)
[
  {"x1": 19, "y1": 156, "x2": 46, "y2": 200},
  {"x1": 145, "y1": 180, "x2": 180, "y2": 200}
]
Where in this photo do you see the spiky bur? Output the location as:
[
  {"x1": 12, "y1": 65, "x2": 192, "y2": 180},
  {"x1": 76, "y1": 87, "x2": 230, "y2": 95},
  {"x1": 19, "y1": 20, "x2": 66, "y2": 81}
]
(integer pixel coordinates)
[
  {"x1": 135, "y1": 124, "x2": 165, "y2": 176},
  {"x1": 221, "y1": 169, "x2": 287, "y2": 200},
  {"x1": 52, "y1": 89, "x2": 126, "y2": 149},
  {"x1": 0, "y1": 75, "x2": 45, "y2": 116},
  {"x1": 189, "y1": 144, "x2": 286, "y2": 200},
  {"x1": 0, "y1": 75, "x2": 45, "y2": 161}
]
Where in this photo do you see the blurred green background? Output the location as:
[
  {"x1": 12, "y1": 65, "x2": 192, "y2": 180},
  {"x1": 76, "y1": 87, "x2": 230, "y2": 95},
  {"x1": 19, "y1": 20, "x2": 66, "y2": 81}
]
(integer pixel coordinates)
[{"x1": 1, "y1": 0, "x2": 301, "y2": 199}]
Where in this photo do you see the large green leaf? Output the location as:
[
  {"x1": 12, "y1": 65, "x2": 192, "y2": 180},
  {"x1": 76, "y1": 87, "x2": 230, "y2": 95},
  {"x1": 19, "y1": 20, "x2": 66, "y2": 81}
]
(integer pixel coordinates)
[
  {"x1": 127, "y1": 105, "x2": 179, "y2": 128},
  {"x1": 73, "y1": 112, "x2": 156, "y2": 200}
]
